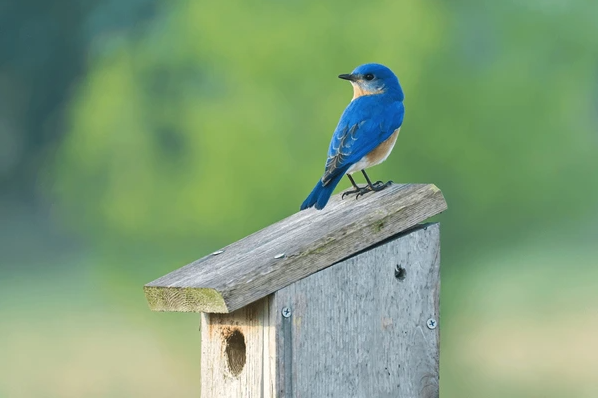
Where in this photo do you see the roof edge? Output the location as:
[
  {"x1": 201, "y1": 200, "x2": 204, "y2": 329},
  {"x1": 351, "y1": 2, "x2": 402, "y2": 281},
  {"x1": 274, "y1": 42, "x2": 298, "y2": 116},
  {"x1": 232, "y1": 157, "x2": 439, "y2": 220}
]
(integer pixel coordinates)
[{"x1": 144, "y1": 286, "x2": 228, "y2": 313}]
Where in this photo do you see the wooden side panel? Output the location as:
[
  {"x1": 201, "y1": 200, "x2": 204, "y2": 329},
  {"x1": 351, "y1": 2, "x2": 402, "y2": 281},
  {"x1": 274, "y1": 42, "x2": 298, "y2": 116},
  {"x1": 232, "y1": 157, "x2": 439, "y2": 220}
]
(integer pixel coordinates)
[
  {"x1": 200, "y1": 297, "x2": 276, "y2": 398},
  {"x1": 273, "y1": 223, "x2": 441, "y2": 398}
]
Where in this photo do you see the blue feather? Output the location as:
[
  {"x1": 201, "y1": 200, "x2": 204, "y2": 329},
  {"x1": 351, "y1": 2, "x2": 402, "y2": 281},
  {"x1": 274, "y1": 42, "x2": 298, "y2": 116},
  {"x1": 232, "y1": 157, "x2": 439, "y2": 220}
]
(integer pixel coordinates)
[
  {"x1": 300, "y1": 63, "x2": 405, "y2": 210},
  {"x1": 300, "y1": 164, "x2": 350, "y2": 210}
]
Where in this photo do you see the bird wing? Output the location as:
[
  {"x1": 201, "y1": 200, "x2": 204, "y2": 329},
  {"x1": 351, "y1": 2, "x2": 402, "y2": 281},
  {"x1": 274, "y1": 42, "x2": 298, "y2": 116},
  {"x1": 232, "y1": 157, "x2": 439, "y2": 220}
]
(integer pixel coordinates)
[{"x1": 321, "y1": 97, "x2": 404, "y2": 185}]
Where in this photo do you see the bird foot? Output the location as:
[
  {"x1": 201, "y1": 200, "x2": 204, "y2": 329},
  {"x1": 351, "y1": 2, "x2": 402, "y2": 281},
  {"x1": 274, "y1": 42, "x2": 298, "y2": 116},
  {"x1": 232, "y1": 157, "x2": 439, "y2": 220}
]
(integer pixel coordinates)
[
  {"x1": 355, "y1": 185, "x2": 374, "y2": 199},
  {"x1": 371, "y1": 180, "x2": 393, "y2": 192},
  {"x1": 342, "y1": 186, "x2": 366, "y2": 199},
  {"x1": 355, "y1": 180, "x2": 393, "y2": 199},
  {"x1": 342, "y1": 181, "x2": 393, "y2": 200}
]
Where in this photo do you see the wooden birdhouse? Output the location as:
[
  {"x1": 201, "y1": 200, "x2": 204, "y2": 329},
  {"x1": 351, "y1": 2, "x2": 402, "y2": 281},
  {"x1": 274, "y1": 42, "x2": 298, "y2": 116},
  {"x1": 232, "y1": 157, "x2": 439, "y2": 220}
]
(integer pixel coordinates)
[{"x1": 144, "y1": 183, "x2": 447, "y2": 398}]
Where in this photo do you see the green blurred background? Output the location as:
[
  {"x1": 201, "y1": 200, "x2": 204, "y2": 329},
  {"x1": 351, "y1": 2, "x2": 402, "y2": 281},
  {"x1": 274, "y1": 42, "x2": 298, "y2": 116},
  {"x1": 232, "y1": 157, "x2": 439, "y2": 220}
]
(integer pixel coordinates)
[{"x1": 1, "y1": 0, "x2": 597, "y2": 396}]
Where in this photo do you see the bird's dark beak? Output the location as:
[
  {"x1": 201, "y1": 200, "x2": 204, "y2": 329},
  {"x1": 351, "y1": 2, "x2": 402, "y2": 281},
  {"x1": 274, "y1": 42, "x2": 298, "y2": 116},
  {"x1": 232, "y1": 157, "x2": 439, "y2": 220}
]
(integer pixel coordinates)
[{"x1": 338, "y1": 73, "x2": 356, "y2": 82}]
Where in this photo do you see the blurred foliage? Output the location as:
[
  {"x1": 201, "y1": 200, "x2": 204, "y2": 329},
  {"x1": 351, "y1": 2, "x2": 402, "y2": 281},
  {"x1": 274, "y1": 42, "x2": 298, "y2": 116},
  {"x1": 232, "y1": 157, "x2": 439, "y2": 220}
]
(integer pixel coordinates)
[
  {"x1": 0, "y1": 0, "x2": 157, "y2": 199},
  {"x1": 53, "y1": 0, "x2": 598, "y2": 267},
  {"x1": 1, "y1": 0, "x2": 598, "y2": 397},
  {"x1": 53, "y1": 0, "x2": 442, "y2": 251}
]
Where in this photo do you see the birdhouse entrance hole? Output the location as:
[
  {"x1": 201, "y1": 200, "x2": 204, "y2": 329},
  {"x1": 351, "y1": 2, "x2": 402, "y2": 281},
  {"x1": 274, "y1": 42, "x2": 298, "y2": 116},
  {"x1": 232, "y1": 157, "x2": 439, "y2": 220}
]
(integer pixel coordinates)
[{"x1": 224, "y1": 328, "x2": 246, "y2": 376}]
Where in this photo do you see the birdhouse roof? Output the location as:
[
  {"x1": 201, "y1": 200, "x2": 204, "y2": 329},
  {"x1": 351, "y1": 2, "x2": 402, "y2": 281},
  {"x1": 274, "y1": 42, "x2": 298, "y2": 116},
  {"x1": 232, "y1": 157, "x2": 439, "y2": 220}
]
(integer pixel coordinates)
[{"x1": 144, "y1": 183, "x2": 447, "y2": 314}]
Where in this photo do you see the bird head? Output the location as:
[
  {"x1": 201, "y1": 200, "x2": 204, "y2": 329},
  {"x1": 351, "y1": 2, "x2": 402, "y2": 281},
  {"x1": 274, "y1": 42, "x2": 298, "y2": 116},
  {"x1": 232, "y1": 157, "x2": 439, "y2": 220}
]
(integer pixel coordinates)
[{"x1": 338, "y1": 63, "x2": 403, "y2": 101}]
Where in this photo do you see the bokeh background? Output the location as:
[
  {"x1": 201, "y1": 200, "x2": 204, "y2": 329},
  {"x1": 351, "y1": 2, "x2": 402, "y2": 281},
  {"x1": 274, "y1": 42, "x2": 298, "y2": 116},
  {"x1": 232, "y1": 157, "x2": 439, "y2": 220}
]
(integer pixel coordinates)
[{"x1": 1, "y1": 0, "x2": 597, "y2": 396}]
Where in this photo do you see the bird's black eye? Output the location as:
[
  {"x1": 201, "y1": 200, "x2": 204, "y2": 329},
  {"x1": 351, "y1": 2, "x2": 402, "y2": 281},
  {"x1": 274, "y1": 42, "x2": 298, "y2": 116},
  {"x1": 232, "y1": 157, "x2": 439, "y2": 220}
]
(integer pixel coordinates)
[{"x1": 364, "y1": 73, "x2": 374, "y2": 81}]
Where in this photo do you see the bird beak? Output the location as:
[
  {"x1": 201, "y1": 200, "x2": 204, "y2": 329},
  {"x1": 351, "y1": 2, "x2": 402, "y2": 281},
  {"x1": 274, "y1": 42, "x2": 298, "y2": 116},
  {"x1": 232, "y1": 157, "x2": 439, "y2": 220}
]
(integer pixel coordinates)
[{"x1": 338, "y1": 73, "x2": 356, "y2": 82}]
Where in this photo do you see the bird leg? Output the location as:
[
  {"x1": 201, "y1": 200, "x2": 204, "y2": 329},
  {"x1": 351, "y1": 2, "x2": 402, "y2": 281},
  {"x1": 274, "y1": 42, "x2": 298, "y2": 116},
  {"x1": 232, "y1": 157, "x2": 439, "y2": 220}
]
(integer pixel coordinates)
[
  {"x1": 356, "y1": 170, "x2": 392, "y2": 199},
  {"x1": 341, "y1": 174, "x2": 368, "y2": 199}
]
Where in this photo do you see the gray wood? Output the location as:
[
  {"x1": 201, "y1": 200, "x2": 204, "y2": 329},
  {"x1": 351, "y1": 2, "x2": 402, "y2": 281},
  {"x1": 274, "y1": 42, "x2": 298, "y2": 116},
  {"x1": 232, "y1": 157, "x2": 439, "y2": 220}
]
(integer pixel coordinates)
[
  {"x1": 144, "y1": 183, "x2": 447, "y2": 313},
  {"x1": 272, "y1": 223, "x2": 440, "y2": 398},
  {"x1": 200, "y1": 297, "x2": 277, "y2": 398}
]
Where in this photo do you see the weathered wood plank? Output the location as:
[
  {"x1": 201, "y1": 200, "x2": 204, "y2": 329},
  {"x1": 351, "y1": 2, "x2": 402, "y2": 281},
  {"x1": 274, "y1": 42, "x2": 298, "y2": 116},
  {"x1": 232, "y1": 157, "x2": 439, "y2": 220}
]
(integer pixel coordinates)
[
  {"x1": 272, "y1": 223, "x2": 440, "y2": 398},
  {"x1": 200, "y1": 297, "x2": 276, "y2": 398},
  {"x1": 145, "y1": 183, "x2": 446, "y2": 313}
]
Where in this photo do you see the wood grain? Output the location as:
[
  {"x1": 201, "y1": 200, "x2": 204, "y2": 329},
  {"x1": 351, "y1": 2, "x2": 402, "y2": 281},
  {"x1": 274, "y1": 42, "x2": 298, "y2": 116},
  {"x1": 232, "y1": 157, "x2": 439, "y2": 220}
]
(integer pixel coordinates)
[
  {"x1": 144, "y1": 183, "x2": 447, "y2": 313},
  {"x1": 272, "y1": 223, "x2": 440, "y2": 398},
  {"x1": 200, "y1": 297, "x2": 276, "y2": 398}
]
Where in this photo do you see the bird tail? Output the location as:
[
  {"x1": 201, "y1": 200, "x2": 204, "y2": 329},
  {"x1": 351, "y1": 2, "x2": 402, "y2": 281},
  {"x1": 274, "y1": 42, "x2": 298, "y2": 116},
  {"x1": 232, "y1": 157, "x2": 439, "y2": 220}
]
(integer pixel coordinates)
[{"x1": 300, "y1": 168, "x2": 348, "y2": 211}]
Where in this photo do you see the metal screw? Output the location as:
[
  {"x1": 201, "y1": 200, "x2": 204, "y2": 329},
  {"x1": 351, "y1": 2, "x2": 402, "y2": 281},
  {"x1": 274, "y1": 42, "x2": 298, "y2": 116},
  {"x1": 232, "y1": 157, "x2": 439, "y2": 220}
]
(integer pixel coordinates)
[
  {"x1": 211, "y1": 250, "x2": 224, "y2": 255},
  {"x1": 282, "y1": 307, "x2": 292, "y2": 318},
  {"x1": 274, "y1": 253, "x2": 286, "y2": 259},
  {"x1": 426, "y1": 318, "x2": 437, "y2": 329}
]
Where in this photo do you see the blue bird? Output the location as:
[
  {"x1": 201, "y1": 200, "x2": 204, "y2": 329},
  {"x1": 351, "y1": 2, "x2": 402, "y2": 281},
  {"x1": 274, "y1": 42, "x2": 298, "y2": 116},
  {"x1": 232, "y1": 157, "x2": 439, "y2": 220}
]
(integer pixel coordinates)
[{"x1": 300, "y1": 63, "x2": 405, "y2": 210}]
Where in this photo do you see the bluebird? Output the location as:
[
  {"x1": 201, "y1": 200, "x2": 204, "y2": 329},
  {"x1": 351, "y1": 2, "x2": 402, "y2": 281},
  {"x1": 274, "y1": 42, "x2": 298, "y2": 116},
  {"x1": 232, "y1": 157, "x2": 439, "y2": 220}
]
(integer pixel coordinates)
[{"x1": 300, "y1": 63, "x2": 405, "y2": 210}]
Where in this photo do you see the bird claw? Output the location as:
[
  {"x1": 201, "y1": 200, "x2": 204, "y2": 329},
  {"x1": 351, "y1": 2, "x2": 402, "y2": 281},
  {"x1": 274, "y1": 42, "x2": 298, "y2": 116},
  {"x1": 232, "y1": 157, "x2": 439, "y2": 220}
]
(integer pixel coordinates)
[
  {"x1": 355, "y1": 180, "x2": 393, "y2": 199},
  {"x1": 342, "y1": 180, "x2": 393, "y2": 200},
  {"x1": 371, "y1": 180, "x2": 393, "y2": 191},
  {"x1": 355, "y1": 186, "x2": 373, "y2": 199},
  {"x1": 342, "y1": 187, "x2": 364, "y2": 199}
]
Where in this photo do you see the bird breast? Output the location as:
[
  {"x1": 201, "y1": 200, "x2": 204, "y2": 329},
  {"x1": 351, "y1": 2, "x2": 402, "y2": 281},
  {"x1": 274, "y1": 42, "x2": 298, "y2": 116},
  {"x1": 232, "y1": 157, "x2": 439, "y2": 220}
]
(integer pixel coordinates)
[{"x1": 347, "y1": 127, "x2": 400, "y2": 174}]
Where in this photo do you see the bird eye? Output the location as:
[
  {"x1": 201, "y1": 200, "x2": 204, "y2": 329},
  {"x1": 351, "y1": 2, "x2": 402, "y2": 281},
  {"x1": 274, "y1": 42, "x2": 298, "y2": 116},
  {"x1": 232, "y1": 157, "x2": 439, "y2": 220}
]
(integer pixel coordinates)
[{"x1": 364, "y1": 73, "x2": 374, "y2": 81}]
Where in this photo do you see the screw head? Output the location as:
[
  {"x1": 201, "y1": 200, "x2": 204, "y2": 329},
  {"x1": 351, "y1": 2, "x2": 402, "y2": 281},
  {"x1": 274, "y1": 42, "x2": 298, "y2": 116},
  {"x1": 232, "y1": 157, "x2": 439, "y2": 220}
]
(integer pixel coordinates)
[
  {"x1": 426, "y1": 318, "x2": 437, "y2": 329},
  {"x1": 282, "y1": 307, "x2": 291, "y2": 318}
]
